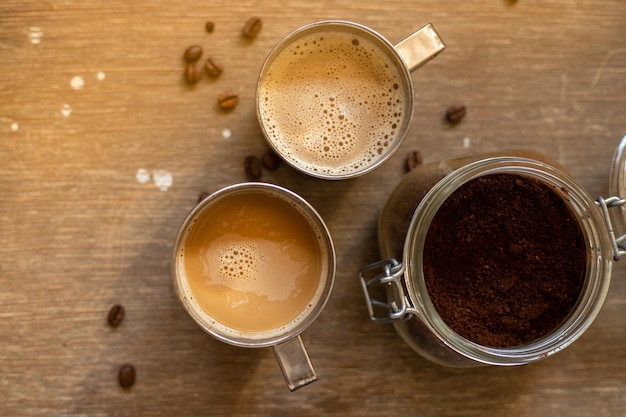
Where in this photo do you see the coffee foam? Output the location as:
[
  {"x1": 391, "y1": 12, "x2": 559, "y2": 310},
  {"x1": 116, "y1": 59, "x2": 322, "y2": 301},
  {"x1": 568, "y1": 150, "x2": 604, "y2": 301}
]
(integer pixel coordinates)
[
  {"x1": 258, "y1": 30, "x2": 407, "y2": 176},
  {"x1": 217, "y1": 242, "x2": 265, "y2": 283},
  {"x1": 177, "y1": 237, "x2": 322, "y2": 343},
  {"x1": 207, "y1": 234, "x2": 300, "y2": 302}
]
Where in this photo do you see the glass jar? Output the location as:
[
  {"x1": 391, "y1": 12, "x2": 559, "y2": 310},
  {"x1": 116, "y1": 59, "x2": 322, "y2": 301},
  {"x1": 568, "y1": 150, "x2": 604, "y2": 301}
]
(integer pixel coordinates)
[{"x1": 359, "y1": 144, "x2": 625, "y2": 367}]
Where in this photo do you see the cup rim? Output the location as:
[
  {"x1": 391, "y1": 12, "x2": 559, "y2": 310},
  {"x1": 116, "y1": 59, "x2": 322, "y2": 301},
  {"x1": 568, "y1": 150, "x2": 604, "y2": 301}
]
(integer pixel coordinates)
[
  {"x1": 171, "y1": 182, "x2": 336, "y2": 348},
  {"x1": 255, "y1": 19, "x2": 415, "y2": 180}
]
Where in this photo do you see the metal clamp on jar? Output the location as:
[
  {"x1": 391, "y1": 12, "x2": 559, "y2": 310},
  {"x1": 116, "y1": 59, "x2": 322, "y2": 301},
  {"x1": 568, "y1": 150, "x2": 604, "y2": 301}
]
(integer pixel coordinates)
[{"x1": 359, "y1": 139, "x2": 626, "y2": 367}]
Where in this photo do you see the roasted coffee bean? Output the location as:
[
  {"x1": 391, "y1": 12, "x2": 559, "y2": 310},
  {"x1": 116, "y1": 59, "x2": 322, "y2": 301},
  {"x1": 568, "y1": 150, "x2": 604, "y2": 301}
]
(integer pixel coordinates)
[
  {"x1": 244, "y1": 155, "x2": 262, "y2": 180},
  {"x1": 242, "y1": 17, "x2": 262, "y2": 39},
  {"x1": 261, "y1": 149, "x2": 282, "y2": 171},
  {"x1": 197, "y1": 191, "x2": 210, "y2": 203},
  {"x1": 205, "y1": 21, "x2": 215, "y2": 33},
  {"x1": 204, "y1": 58, "x2": 223, "y2": 78},
  {"x1": 107, "y1": 304, "x2": 125, "y2": 327},
  {"x1": 445, "y1": 104, "x2": 466, "y2": 124},
  {"x1": 184, "y1": 63, "x2": 202, "y2": 84},
  {"x1": 405, "y1": 150, "x2": 423, "y2": 172},
  {"x1": 217, "y1": 92, "x2": 239, "y2": 110},
  {"x1": 118, "y1": 364, "x2": 136, "y2": 388},
  {"x1": 183, "y1": 45, "x2": 203, "y2": 63}
]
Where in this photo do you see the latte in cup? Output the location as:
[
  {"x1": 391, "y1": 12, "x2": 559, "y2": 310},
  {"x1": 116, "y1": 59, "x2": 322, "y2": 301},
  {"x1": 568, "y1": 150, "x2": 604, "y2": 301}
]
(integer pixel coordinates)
[
  {"x1": 175, "y1": 186, "x2": 332, "y2": 342},
  {"x1": 257, "y1": 28, "x2": 409, "y2": 177}
]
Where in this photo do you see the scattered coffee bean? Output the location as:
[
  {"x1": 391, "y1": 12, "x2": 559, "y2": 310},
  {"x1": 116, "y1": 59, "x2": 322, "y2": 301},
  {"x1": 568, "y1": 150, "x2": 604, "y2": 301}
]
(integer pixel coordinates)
[
  {"x1": 217, "y1": 92, "x2": 239, "y2": 110},
  {"x1": 204, "y1": 58, "x2": 223, "y2": 78},
  {"x1": 205, "y1": 21, "x2": 215, "y2": 33},
  {"x1": 244, "y1": 155, "x2": 262, "y2": 180},
  {"x1": 445, "y1": 104, "x2": 466, "y2": 124},
  {"x1": 107, "y1": 304, "x2": 125, "y2": 327},
  {"x1": 197, "y1": 190, "x2": 210, "y2": 203},
  {"x1": 183, "y1": 45, "x2": 203, "y2": 63},
  {"x1": 261, "y1": 149, "x2": 282, "y2": 171},
  {"x1": 184, "y1": 63, "x2": 202, "y2": 84},
  {"x1": 405, "y1": 150, "x2": 423, "y2": 172},
  {"x1": 242, "y1": 17, "x2": 262, "y2": 39},
  {"x1": 118, "y1": 364, "x2": 136, "y2": 388}
]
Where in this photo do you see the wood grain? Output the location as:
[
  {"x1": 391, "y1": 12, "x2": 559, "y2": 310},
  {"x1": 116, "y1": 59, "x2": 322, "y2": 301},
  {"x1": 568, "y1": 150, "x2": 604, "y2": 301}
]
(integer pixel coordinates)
[{"x1": 1, "y1": 0, "x2": 625, "y2": 416}]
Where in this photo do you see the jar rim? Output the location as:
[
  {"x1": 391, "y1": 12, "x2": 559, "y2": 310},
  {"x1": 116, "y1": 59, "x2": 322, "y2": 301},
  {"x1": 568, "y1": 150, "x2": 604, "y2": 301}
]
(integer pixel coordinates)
[{"x1": 403, "y1": 156, "x2": 613, "y2": 365}]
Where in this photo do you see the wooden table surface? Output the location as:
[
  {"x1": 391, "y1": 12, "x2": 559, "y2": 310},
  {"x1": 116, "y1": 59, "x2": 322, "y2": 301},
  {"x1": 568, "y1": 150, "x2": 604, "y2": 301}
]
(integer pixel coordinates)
[{"x1": 1, "y1": 0, "x2": 625, "y2": 416}]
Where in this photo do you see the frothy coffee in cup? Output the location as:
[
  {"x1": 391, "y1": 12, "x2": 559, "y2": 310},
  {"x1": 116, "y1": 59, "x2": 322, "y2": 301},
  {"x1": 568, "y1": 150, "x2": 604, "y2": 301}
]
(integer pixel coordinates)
[
  {"x1": 177, "y1": 189, "x2": 331, "y2": 340},
  {"x1": 258, "y1": 29, "x2": 408, "y2": 177}
]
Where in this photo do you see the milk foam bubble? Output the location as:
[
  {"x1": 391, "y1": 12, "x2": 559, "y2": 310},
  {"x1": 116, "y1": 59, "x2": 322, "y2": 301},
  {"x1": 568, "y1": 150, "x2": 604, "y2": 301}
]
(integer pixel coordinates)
[
  {"x1": 258, "y1": 30, "x2": 407, "y2": 176},
  {"x1": 217, "y1": 242, "x2": 265, "y2": 283},
  {"x1": 206, "y1": 235, "x2": 300, "y2": 303}
]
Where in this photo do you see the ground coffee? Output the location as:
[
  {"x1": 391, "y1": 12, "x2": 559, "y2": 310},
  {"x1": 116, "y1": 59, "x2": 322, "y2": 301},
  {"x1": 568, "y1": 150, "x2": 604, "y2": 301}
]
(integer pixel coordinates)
[{"x1": 422, "y1": 173, "x2": 586, "y2": 347}]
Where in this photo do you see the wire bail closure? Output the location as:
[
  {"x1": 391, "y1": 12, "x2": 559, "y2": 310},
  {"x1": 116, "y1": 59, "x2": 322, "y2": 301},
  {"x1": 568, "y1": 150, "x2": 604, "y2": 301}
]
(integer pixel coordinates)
[
  {"x1": 358, "y1": 258, "x2": 413, "y2": 323},
  {"x1": 596, "y1": 196, "x2": 626, "y2": 261}
]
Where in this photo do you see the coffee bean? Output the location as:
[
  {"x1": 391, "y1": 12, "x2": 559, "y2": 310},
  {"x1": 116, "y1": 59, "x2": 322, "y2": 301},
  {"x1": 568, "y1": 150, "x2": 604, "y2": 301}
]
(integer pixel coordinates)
[
  {"x1": 217, "y1": 92, "x2": 239, "y2": 110},
  {"x1": 405, "y1": 150, "x2": 423, "y2": 172},
  {"x1": 445, "y1": 104, "x2": 466, "y2": 124},
  {"x1": 107, "y1": 304, "x2": 125, "y2": 327},
  {"x1": 118, "y1": 364, "x2": 136, "y2": 388},
  {"x1": 197, "y1": 191, "x2": 210, "y2": 203},
  {"x1": 204, "y1": 58, "x2": 223, "y2": 78},
  {"x1": 261, "y1": 149, "x2": 282, "y2": 171},
  {"x1": 205, "y1": 21, "x2": 215, "y2": 33},
  {"x1": 242, "y1": 17, "x2": 262, "y2": 39},
  {"x1": 244, "y1": 155, "x2": 262, "y2": 180},
  {"x1": 183, "y1": 45, "x2": 203, "y2": 63},
  {"x1": 184, "y1": 63, "x2": 202, "y2": 84}
]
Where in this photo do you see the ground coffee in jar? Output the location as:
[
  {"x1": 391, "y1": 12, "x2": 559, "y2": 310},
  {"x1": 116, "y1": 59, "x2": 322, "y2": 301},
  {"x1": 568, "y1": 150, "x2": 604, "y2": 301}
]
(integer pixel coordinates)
[
  {"x1": 422, "y1": 173, "x2": 586, "y2": 348},
  {"x1": 360, "y1": 153, "x2": 617, "y2": 367}
]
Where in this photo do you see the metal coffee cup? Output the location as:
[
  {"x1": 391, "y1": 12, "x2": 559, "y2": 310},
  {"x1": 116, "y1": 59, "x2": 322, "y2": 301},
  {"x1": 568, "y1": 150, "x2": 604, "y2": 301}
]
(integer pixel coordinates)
[
  {"x1": 172, "y1": 182, "x2": 336, "y2": 391},
  {"x1": 256, "y1": 20, "x2": 445, "y2": 180}
]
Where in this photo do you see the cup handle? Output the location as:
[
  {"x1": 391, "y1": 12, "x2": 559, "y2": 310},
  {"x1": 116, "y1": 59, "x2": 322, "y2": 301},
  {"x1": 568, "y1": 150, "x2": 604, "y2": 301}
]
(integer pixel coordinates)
[
  {"x1": 395, "y1": 23, "x2": 446, "y2": 72},
  {"x1": 273, "y1": 335, "x2": 318, "y2": 391}
]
